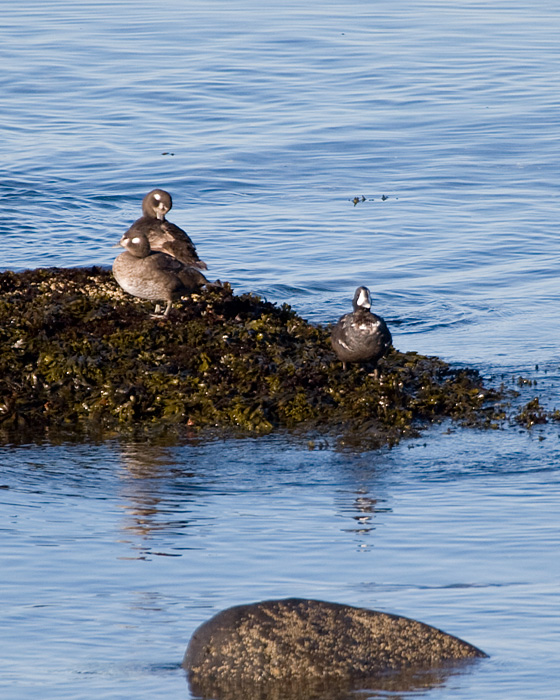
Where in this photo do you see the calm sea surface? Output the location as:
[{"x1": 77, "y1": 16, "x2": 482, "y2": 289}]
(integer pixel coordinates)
[{"x1": 1, "y1": 1, "x2": 560, "y2": 698}]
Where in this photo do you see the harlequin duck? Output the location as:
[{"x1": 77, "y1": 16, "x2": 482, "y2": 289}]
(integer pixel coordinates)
[
  {"x1": 113, "y1": 229, "x2": 208, "y2": 317},
  {"x1": 331, "y1": 286, "x2": 392, "y2": 372},
  {"x1": 125, "y1": 189, "x2": 208, "y2": 270}
]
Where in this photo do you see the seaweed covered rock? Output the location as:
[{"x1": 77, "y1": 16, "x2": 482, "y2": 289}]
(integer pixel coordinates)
[
  {"x1": 0, "y1": 266, "x2": 505, "y2": 445},
  {"x1": 184, "y1": 598, "x2": 486, "y2": 698}
]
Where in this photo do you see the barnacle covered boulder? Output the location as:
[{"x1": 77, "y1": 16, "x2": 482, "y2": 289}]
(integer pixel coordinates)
[
  {"x1": 184, "y1": 598, "x2": 486, "y2": 698},
  {"x1": 0, "y1": 266, "x2": 506, "y2": 445}
]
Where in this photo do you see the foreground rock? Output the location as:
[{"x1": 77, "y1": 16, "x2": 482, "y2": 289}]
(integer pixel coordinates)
[
  {"x1": 0, "y1": 266, "x2": 506, "y2": 446},
  {"x1": 184, "y1": 598, "x2": 486, "y2": 698}
]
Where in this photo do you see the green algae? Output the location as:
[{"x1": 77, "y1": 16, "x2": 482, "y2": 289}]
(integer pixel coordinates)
[{"x1": 0, "y1": 266, "x2": 511, "y2": 446}]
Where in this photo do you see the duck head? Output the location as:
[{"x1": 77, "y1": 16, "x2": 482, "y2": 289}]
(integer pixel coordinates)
[
  {"x1": 142, "y1": 189, "x2": 172, "y2": 221},
  {"x1": 118, "y1": 231, "x2": 151, "y2": 258},
  {"x1": 352, "y1": 286, "x2": 371, "y2": 311}
]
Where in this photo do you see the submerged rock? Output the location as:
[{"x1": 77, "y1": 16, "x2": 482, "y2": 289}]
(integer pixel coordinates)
[
  {"x1": 183, "y1": 598, "x2": 486, "y2": 698},
  {"x1": 0, "y1": 266, "x2": 507, "y2": 445}
]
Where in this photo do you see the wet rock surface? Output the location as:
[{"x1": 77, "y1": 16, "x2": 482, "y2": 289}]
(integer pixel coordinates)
[{"x1": 184, "y1": 598, "x2": 486, "y2": 699}]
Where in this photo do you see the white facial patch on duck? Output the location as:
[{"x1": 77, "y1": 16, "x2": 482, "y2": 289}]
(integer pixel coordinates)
[
  {"x1": 356, "y1": 288, "x2": 371, "y2": 309},
  {"x1": 131, "y1": 236, "x2": 142, "y2": 245},
  {"x1": 153, "y1": 192, "x2": 162, "y2": 201}
]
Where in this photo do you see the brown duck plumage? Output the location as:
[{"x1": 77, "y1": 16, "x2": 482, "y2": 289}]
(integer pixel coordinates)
[
  {"x1": 124, "y1": 189, "x2": 208, "y2": 270},
  {"x1": 113, "y1": 229, "x2": 208, "y2": 317}
]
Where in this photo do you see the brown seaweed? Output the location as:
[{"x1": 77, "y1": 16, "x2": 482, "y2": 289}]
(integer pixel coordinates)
[{"x1": 0, "y1": 266, "x2": 515, "y2": 446}]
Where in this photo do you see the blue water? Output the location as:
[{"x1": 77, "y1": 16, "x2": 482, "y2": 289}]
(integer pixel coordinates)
[{"x1": 1, "y1": 1, "x2": 560, "y2": 698}]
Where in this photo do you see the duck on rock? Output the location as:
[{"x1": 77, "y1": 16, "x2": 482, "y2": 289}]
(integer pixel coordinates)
[
  {"x1": 331, "y1": 286, "x2": 392, "y2": 372},
  {"x1": 112, "y1": 229, "x2": 209, "y2": 317},
  {"x1": 125, "y1": 189, "x2": 208, "y2": 270}
]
